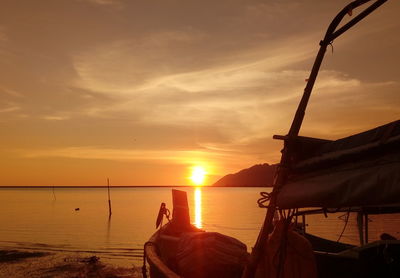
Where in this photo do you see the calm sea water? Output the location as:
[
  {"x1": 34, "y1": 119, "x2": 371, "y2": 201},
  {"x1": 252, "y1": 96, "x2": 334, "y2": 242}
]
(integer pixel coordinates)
[{"x1": 0, "y1": 187, "x2": 399, "y2": 267}]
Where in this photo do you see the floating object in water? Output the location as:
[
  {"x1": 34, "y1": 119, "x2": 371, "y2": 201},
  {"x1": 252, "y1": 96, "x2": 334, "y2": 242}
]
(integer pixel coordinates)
[{"x1": 75, "y1": 208, "x2": 80, "y2": 211}]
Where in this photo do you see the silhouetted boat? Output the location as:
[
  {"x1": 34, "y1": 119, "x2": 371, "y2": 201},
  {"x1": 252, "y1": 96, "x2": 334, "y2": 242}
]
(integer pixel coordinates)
[
  {"x1": 143, "y1": 189, "x2": 250, "y2": 278},
  {"x1": 270, "y1": 120, "x2": 400, "y2": 278},
  {"x1": 143, "y1": 1, "x2": 399, "y2": 277}
]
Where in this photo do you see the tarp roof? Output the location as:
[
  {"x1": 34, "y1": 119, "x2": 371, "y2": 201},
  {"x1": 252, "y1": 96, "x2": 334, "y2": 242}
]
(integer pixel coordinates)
[{"x1": 276, "y1": 120, "x2": 400, "y2": 209}]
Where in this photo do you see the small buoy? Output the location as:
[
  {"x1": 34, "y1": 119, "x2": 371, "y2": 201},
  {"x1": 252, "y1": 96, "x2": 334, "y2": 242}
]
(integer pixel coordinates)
[{"x1": 75, "y1": 208, "x2": 80, "y2": 211}]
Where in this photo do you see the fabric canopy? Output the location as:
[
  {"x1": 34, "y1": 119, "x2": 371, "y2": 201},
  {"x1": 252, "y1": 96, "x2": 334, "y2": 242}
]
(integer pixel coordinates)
[{"x1": 276, "y1": 120, "x2": 400, "y2": 209}]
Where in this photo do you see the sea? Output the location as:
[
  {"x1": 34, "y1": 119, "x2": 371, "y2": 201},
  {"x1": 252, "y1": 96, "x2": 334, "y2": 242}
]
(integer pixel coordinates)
[{"x1": 1, "y1": 187, "x2": 399, "y2": 267}]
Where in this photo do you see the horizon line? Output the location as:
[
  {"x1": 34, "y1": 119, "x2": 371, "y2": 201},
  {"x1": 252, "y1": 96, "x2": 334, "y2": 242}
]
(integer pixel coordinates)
[{"x1": 0, "y1": 185, "x2": 213, "y2": 188}]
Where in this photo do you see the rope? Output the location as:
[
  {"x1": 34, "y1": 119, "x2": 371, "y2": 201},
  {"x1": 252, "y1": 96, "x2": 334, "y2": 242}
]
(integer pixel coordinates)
[
  {"x1": 337, "y1": 208, "x2": 351, "y2": 242},
  {"x1": 165, "y1": 208, "x2": 171, "y2": 222},
  {"x1": 158, "y1": 206, "x2": 171, "y2": 229},
  {"x1": 160, "y1": 208, "x2": 171, "y2": 228},
  {"x1": 257, "y1": 191, "x2": 273, "y2": 208},
  {"x1": 329, "y1": 41, "x2": 334, "y2": 54}
]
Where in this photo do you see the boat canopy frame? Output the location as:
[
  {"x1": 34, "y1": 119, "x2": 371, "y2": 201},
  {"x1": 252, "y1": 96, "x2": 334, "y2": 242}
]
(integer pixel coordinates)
[{"x1": 242, "y1": 1, "x2": 391, "y2": 277}]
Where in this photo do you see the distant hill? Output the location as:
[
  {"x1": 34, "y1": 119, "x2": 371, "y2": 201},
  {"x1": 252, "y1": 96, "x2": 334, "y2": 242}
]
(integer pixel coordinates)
[{"x1": 212, "y1": 163, "x2": 277, "y2": 187}]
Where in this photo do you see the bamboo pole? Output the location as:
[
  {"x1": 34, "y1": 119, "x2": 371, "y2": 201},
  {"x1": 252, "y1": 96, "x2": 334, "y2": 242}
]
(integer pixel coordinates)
[{"x1": 241, "y1": 1, "x2": 388, "y2": 277}]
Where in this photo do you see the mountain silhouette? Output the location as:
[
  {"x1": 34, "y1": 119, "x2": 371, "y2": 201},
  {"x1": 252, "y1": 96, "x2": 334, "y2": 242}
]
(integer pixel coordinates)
[{"x1": 213, "y1": 163, "x2": 277, "y2": 187}]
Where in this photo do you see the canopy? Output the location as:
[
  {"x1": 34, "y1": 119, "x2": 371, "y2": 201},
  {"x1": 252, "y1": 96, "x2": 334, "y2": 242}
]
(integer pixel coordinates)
[{"x1": 276, "y1": 120, "x2": 400, "y2": 209}]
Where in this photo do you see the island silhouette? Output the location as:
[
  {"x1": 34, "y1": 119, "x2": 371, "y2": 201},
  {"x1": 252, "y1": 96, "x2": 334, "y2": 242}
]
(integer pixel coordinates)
[{"x1": 213, "y1": 163, "x2": 277, "y2": 187}]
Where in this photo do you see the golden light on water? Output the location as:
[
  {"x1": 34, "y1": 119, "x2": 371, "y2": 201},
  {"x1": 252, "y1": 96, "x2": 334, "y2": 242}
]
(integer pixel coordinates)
[
  {"x1": 194, "y1": 187, "x2": 202, "y2": 228},
  {"x1": 190, "y1": 166, "x2": 207, "y2": 186}
]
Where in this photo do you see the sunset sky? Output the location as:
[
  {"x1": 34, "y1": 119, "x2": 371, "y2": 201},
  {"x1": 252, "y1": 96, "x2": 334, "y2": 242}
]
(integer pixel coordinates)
[{"x1": 0, "y1": 0, "x2": 399, "y2": 186}]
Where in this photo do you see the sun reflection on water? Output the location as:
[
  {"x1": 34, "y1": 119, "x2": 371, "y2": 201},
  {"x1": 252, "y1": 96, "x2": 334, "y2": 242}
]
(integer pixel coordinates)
[{"x1": 194, "y1": 187, "x2": 202, "y2": 228}]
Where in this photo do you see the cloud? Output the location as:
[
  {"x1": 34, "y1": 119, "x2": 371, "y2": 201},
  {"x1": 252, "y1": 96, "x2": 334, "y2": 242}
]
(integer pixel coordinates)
[
  {"x1": 0, "y1": 26, "x2": 7, "y2": 43},
  {"x1": 78, "y1": 0, "x2": 122, "y2": 6},
  {"x1": 0, "y1": 86, "x2": 23, "y2": 97},
  {"x1": 14, "y1": 144, "x2": 270, "y2": 178},
  {"x1": 0, "y1": 25, "x2": 9, "y2": 55},
  {"x1": 0, "y1": 0, "x2": 398, "y2": 186},
  {"x1": 0, "y1": 98, "x2": 21, "y2": 115},
  {"x1": 67, "y1": 0, "x2": 400, "y2": 154},
  {"x1": 72, "y1": 29, "x2": 208, "y2": 95},
  {"x1": 41, "y1": 115, "x2": 70, "y2": 121},
  {"x1": 0, "y1": 105, "x2": 20, "y2": 113},
  {"x1": 301, "y1": 78, "x2": 400, "y2": 139},
  {"x1": 145, "y1": 55, "x2": 308, "y2": 94},
  {"x1": 17, "y1": 146, "x2": 228, "y2": 164},
  {"x1": 69, "y1": 32, "x2": 320, "y2": 130},
  {"x1": 71, "y1": 25, "x2": 399, "y2": 151}
]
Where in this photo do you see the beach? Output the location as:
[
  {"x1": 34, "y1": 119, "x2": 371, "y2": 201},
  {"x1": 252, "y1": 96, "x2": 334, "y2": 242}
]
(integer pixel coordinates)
[{"x1": 0, "y1": 249, "x2": 142, "y2": 278}]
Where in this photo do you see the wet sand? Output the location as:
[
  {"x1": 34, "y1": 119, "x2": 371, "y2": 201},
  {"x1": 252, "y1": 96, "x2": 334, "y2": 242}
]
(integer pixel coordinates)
[{"x1": 0, "y1": 249, "x2": 143, "y2": 278}]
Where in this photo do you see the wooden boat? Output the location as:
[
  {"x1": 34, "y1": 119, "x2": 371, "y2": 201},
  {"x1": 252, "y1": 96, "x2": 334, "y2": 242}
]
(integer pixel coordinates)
[
  {"x1": 143, "y1": 189, "x2": 250, "y2": 278},
  {"x1": 144, "y1": 1, "x2": 399, "y2": 277},
  {"x1": 274, "y1": 120, "x2": 400, "y2": 278}
]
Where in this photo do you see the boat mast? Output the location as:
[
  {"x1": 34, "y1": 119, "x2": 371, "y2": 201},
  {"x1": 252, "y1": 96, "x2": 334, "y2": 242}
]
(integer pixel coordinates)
[{"x1": 242, "y1": 1, "x2": 388, "y2": 277}]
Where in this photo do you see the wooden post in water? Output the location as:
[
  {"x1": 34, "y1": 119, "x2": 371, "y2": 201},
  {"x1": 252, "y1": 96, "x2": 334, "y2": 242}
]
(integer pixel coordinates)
[
  {"x1": 52, "y1": 185, "x2": 56, "y2": 201},
  {"x1": 107, "y1": 178, "x2": 112, "y2": 217}
]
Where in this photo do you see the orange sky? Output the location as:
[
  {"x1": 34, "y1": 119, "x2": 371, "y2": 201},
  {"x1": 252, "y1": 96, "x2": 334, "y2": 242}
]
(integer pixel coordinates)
[{"x1": 0, "y1": 0, "x2": 399, "y2": 186}]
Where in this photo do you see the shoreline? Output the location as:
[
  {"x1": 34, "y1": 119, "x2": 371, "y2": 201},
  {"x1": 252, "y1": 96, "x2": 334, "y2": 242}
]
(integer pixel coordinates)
[
  {"x1": 0, "y1": 185, "x2": 194, "y2": 188},
  {"x1": 0, "y1": 248, "x2": 143, "y2": 278}
]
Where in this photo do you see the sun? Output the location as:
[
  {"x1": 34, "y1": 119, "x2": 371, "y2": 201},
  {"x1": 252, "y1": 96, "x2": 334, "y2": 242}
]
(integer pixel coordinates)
[{"x1": 190, "y1": 166, "x2": 207, "y2": 186}]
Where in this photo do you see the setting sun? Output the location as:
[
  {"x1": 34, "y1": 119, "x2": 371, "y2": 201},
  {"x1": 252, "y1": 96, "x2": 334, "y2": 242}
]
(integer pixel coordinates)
[{"x1": 190, "y1": 166, "x2": 207, "y2": 186}]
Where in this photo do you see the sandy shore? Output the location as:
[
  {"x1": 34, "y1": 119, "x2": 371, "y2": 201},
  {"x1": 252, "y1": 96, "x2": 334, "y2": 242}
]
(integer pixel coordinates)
[{"x1": 0, "y1": 249, "x2": 143, "y2": 278}]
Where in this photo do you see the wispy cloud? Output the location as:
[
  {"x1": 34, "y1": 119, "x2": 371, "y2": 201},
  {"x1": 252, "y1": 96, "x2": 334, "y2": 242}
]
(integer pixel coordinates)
[
  {"x1": 72, "y1": 27, "x2": 320, "y2": 94},
  {"x1": 72, "y1": 29, "x2": 208, "y2": 95},
  {"x1": 72, "y1": 27, "x2": 400, "y2": 150},
  {"x1": 41, "y1": 115, "x2": 70, "y2": 121},
  {"x1": 0, "y1": 26, "x2": 7, "y2": 43},
  {"x1": 78, "y1": 0, "x2": 122, "y2": 6},
  {"x1": 0, "y1": 87, "x2": 23, "y2": 97},
  {"x1": 0, "y1": 0, "x2": 399, "y2": 185},
  {"x1": 0, "y1": 105, "x2": 20, "y2": 113},
  {"x1": 18, "y1": 146, "x2": 227, "y2": 164}
]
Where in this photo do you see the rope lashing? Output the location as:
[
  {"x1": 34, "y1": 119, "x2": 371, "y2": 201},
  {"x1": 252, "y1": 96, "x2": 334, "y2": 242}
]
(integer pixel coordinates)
[
  {"x1": 159, "y1": 208, "x2": 171, "y2": 228},
  {"x1": 337, "y1": 208, "x2": 351, "y2": 242},
  {"x1": 156, "y1": 203, "x2": 171, "y2": 229},
  {"x1": 329, "y1": 41, "x2": 334, "y2": 54},
  {"x1": 257, "y1": 191, "x2": 274, "y2": 208}
]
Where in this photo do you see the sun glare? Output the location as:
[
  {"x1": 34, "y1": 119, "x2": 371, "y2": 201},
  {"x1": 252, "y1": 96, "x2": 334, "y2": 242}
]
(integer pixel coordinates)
[
  {"x1": 194, "y1": 188, "x2": 202, "y2": 228},
  {"x1": 190, "y1": 166, "x2": 206, "y2": 186}
]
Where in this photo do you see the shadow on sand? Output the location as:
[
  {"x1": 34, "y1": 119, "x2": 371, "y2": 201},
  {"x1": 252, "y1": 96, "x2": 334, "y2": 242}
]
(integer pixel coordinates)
[{"x1": 0, "y1": 249, "x2": 49, "y2": 263}]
